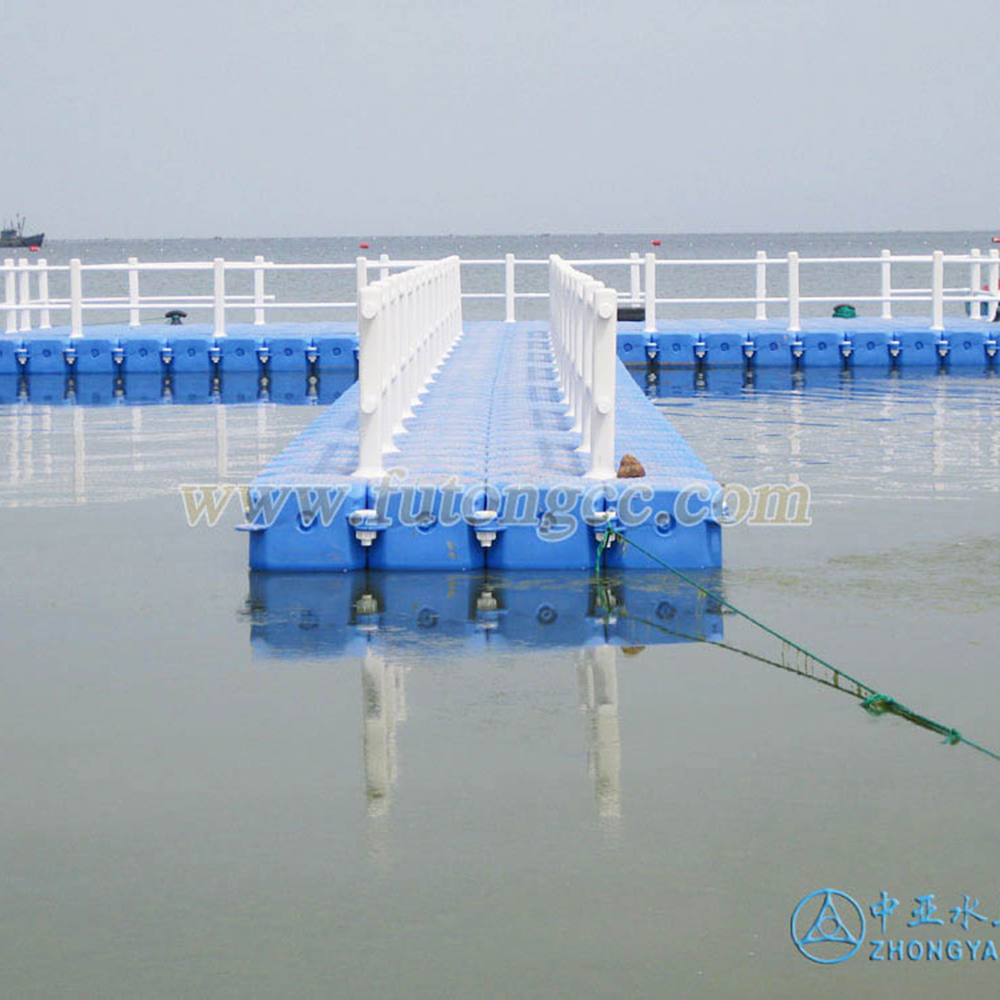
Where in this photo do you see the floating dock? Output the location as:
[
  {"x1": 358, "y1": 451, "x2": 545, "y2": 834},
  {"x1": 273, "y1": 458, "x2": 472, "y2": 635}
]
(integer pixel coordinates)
[
  {"x1": 2, "y1": 316, "x2": 998, "y2": 377},
  {"x1": 243, "y1": 319, "x2": 722, "y2": 572}
]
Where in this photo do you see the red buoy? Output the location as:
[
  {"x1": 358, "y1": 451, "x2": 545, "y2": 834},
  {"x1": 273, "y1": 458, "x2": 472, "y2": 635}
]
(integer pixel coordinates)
[
  {"x1": 992, "y1": 237, "x2": 1000, "y2": 244},
  {"x1": 29, "y1": 245, "x2": 40, "y2": 252},
  {"x1": 359, "y1": 242, "x2": 370, "y2": 249},
  {"x1": 651, "y1": 239, "x2": 662, "y2": 246}
]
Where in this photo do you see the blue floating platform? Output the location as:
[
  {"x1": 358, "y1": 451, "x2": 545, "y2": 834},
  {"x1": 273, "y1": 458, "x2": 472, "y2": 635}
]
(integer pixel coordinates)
[
  {"x1": 245, "y1": 321, "x2": 723, "y2": 573},
  {"x1": 5, "y1": 322, "x2": 358, "y2": 376},
  {"x1": 615, "y1": 317, "x2": 998, "y2": 370}
]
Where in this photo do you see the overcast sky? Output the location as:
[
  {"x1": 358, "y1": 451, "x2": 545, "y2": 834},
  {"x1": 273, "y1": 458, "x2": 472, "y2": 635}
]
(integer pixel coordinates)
[{"x1": 7, "y1": 0, "x2": 997, "y2": 237}]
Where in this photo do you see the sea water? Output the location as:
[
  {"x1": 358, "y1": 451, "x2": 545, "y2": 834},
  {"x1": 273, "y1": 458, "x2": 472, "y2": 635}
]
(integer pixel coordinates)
[{"x1": 0, "y1": 234, "x2": 998, "y2": 999}]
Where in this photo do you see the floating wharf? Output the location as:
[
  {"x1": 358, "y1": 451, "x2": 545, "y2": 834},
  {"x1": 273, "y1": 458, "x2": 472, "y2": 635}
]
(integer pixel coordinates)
[
  {"x1": 244, "y1": 320, "x2": 722, "y2": 573},
  {"x1": 2, "y1": 316, "x2": 1000, "y2": 375}
]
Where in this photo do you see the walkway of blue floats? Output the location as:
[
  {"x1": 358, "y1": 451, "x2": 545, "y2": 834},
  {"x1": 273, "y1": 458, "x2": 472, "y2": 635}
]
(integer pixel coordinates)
[{"x1": 247, "y1": 322, "x2": 721, "y2": 574}]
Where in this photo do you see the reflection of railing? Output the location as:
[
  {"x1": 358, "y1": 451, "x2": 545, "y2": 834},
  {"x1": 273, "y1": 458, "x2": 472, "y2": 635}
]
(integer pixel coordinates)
[
  {"x1": 246, "y1": 570, "x2": 724, "y2": 823},
  {"x1": 6, "y1": 249, "x2": 1000, "y2": 335},
  {"x1": 549, "y1": 256, "x2": 617, "y2": 479},
  {"x1": 354, "y1": 257, "x2": 463, "y2": 478}
]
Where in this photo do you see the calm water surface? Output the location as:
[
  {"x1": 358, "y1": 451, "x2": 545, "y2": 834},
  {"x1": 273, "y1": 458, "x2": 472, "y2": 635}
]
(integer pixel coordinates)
[{"x1": 1, "y1": 235, "x2": 999, "y2": 999}]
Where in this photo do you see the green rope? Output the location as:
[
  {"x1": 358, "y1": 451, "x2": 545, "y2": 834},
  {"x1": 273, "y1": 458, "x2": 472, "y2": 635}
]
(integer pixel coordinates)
[{"x1": 596, "y1": 529, "x2": 1000, "y2": 763}]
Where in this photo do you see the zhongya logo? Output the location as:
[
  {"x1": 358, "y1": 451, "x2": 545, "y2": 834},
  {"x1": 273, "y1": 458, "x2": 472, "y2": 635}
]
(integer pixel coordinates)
[{"x1": 790, "y1": 889, "x2": 866, "y2": 964}]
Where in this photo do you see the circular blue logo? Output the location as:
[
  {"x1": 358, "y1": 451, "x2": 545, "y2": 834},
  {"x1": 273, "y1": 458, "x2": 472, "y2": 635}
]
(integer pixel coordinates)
[{"x1": 790, "y1": 889, "x2": 865, "y2": 964}]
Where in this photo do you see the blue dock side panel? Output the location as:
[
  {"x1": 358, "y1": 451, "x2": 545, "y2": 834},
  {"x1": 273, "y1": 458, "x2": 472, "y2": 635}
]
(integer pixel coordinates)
[
  {"x1": 0, "y1": 337, "x2": 21, "y2": 374},
  {"x1": 617, "y1": 316, "x2": 997, "y2": 370},
  {"x1": 245, "y1": 320, "x2": 722, "y2": 573}
]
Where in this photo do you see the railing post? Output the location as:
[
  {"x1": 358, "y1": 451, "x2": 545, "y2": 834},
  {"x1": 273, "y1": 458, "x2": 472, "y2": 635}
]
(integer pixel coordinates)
[
  {"x1": 504, "y1": 252, "x2": 515, "y2": 322},
  {"x1": 970, "y1": 247, "x2": 982, "y2": 320},
  {"x1": 70, "y1": 258, "x2": 83, "y2": 338},
  {"x1": 586, "y1": 287, "x2": 617, "y2": 480},
  {"x1": 989, "y1": 248, "x2": 1000, "y2": 322},
  {"x1": 17, "y1": 258, "x2": 31, "y2": 332},
  {"x1": 379, "y1": 253, "x2": 389, "y2": 283},
  {"x1": 754, "y1": 250, "x2": 767, "y2": 320},
  {"x1": 4, "y1": 260, "x2": 16, "y2": 334},
  {"x1": 355, "y1": 284, "x2": 385, "y2": 478},
  {"x1": 643, "y1": 252, "x2": 656, "y2": 333},
  {"x1": 787, "y1": 251, "x2": 800, "y2": 333},
  {"x1": 356, "y1": 255, "x2": 368, "y2": 295},
  {"x1": 629, "y1": 252, "x2": 641, "y2": 306},
  {"x1": 931, "y1": 249, "x2": 944, "y2": 332},
  {"x1": 253, "y1": 255, "x2": 265, "y2": 326},
  {"x1": 880, "y1": 248, "x2": 892, "y2": 319},
  {"x1": 213, "y1": 257, "x2": 226, "y2": 337},
  {"x1": 37, "y1": 258, "x2": 51, "y2": 329},
  {"x1": 128, "y1": 256, "x2": 140, "y2": 327}
]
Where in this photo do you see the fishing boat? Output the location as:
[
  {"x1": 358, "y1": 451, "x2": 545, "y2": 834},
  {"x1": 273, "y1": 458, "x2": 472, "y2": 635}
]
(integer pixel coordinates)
[{"x1": 0, "y1": 216, "x2": 44, "y2": 248}]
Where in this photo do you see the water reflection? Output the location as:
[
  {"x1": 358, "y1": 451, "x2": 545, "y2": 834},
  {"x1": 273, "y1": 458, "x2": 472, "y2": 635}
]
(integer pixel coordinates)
[
  {"x1": 245, "y1": 570, "x2": 725, "y2": 823},
  {"x1": 636, "y1": 365, "x2": 1000, "y2": 499}
]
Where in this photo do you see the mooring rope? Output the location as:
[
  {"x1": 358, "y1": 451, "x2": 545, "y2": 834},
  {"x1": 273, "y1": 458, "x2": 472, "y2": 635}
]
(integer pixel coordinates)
[{"x1": 595, "y1": 529, "x2": 1000, "y2": 764}]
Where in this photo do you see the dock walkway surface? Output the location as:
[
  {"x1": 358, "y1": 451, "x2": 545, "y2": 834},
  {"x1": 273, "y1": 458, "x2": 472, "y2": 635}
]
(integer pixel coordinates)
[{"x1": 244, "y1": 322, "x2": 721, "y2": 573}]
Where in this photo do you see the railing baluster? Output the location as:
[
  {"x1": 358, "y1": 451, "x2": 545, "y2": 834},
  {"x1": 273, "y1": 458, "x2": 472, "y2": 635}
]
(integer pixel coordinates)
[
  {"x1": 755, "y1": 250, "x2": 767, "y2": 321},
  {"x1": 213, "y1": 257, "x2": 226, "y2": 337},
  {"x1": 880, "y1": 249, "x2": 892, "y2": 319},
  {"x1": 3, "y1": 259, "x2": 15, "y2": 334},
  {"x1": 17, "y1": 258, "x2": 31, "y2": 332},
  {"x1": 37, "y1": 259, "x2": 51, "y2": 329},
  {"x1": 70, "y1": 258, "x2": 83, "y2": 338},
  {"x1": 989, "y1": 249, "x2": 1000, "y2": 322},
  {"x1": 253, "y1": 255, "x2": 265, "y2": 326},
  {"x1": 970, "y1": 247, "x2": 982, "y2": 320},
  {"x1": 504, "y1": 252, "x2": 515, "y2": 323},
  {"x1": 355, "y1": 283, "x2": 385, "y2": 478},
  {"x1": 931, "y1": 250, "x2": 944, "y2": 331},
  {"x1": 379, "y1": 253, "x2": 389, "y2": 283},
  {"x1": 644, "y1": 252, "x2": 656, "y2": 333},
  {"x1": 787, "y1": 251, "x2": 800, "y2": 333},
  {"x1": 588, "y1": 285, "x2": 617, "y2": 480},
  {"x1": 128, "y1": 256, "x2": 140, "y2": 327},
  {"x1": 629, "y1": 252, "x2": 641, "y2": 306}
]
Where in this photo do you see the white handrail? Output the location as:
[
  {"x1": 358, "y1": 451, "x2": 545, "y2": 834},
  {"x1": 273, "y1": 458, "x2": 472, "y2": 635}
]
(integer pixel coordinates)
[
  {"x1": 549, "y1": 256, "x2": 617, "y2": 480},
  {"x1": 353, "y1": 256, "x2": 463, "y2": 479},
  {"x1": 4, "y1": 249, "x2": 1000, "y2": 334}
]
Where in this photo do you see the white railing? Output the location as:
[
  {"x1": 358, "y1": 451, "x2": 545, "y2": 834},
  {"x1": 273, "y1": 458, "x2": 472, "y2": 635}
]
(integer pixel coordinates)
[
  {"x1": 549, "y1": 256, "x2": 617, "y2": 480},
  {"x1": 4, "y1": 248, "x2": 1000, "y2": 336},
  {"x1": 353, "y1": 256, "x2": 463, "y2": 479}
]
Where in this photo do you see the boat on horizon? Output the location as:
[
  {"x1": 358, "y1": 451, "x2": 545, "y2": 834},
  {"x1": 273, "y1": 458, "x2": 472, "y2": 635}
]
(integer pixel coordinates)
[{"x1": 0, "y1": 215, "x2": 44, "y2": 248}]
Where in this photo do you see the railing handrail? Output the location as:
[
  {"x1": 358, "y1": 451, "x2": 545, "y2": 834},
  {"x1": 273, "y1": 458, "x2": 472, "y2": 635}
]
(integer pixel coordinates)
[
  {"x1": 549, "y1": 256, "x2": 617, "y2": 480},
  {"x1": 353, "y1": 256, "x2": 463, "y2": 479},
  {"x1": 4, "y1": 248, "x2": 1000, "y2": 336}
]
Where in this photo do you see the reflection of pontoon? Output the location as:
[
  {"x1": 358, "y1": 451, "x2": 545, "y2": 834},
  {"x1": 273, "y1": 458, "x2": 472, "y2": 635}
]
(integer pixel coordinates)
[
  {"x1": 244, "y1": 570, "x2": 725, "y2": 822},
  {"x1": 244, "y1": 570, "x2": 725, "y2": 657}
]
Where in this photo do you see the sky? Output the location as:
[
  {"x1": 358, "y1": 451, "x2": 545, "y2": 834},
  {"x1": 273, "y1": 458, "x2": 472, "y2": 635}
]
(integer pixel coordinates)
[{"x1": 6, "y1": 0, "x2": 998, "y2": 237}]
